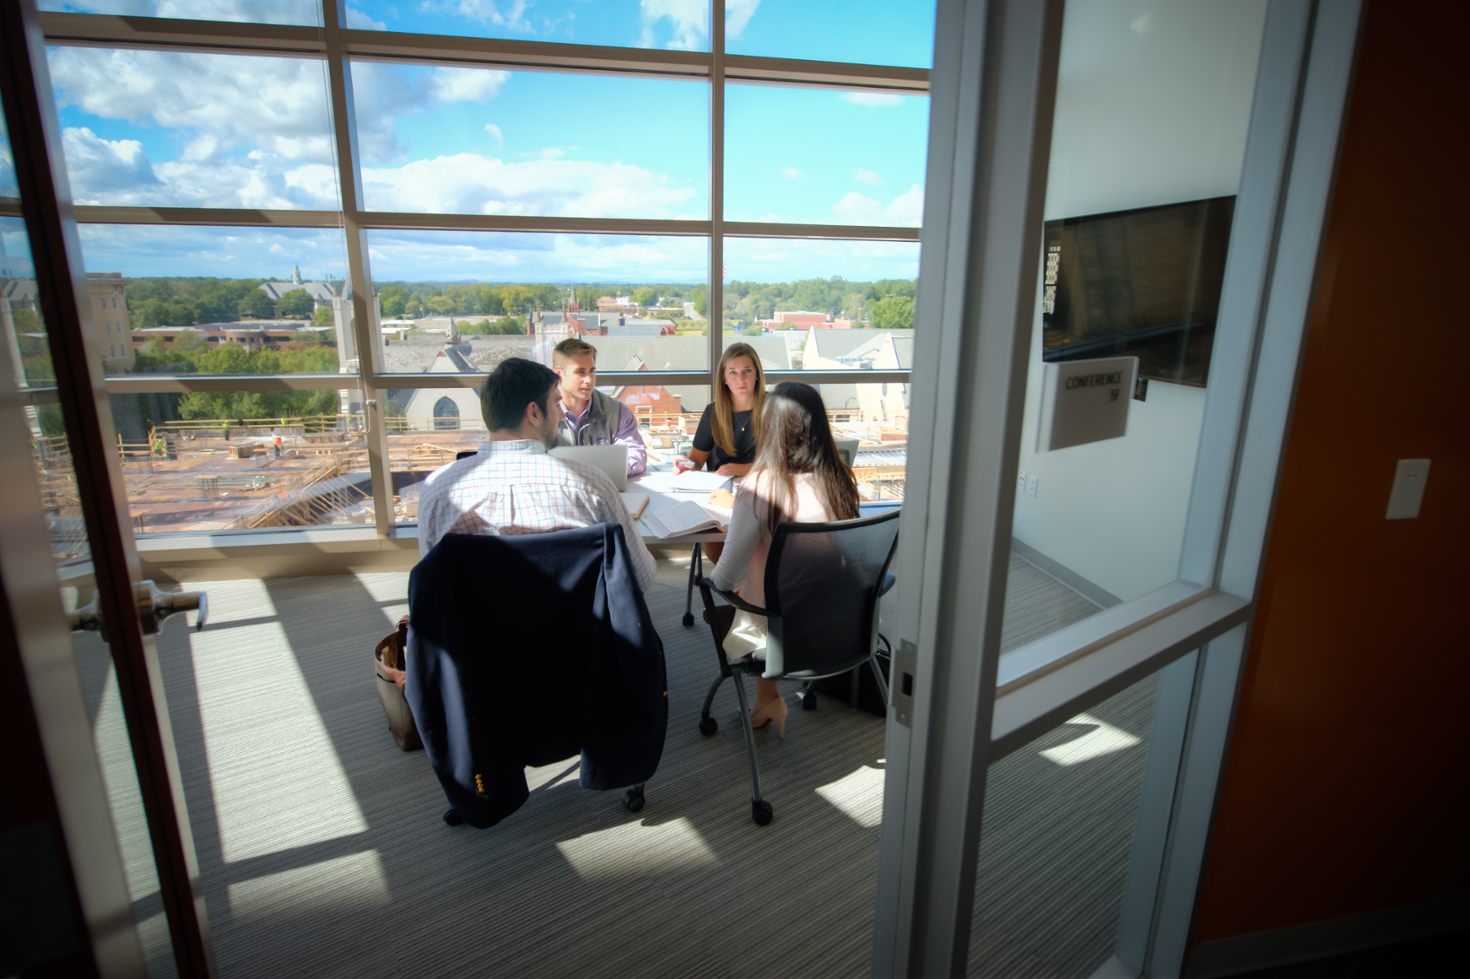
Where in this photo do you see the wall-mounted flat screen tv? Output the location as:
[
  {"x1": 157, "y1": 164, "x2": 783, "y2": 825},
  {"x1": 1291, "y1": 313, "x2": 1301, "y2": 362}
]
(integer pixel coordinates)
[{"x1": 1041, "y1": 195, "x2": 1235, "y2": 387}]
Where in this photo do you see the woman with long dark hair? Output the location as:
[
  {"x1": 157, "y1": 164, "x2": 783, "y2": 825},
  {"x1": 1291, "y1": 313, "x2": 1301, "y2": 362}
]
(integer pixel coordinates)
[{"x1": 707, "y1": 381, "x2": 861, "y2": 737}]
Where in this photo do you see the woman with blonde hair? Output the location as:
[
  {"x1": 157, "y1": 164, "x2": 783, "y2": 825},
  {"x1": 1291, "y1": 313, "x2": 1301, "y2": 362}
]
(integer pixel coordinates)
[
  {"x1": 681, "y1": 342, "x2": 766, "y2": 562},
  {"x1": 682, "y1": 342, "x2": 765, "y2": 478},
  {"x1": 707, "y1": 381, "x2": 861, "y2": 738}
]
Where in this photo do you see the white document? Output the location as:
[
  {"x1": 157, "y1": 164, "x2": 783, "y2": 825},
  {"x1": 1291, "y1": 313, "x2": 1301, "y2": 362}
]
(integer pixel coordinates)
[
  {"x1": 619, "y1": 488, "x2": 650, "y2": 520},
  {"x1": 670, "y1": 470, "x2": 732, "y2": 493},
  {"x1": 643, "y1": 501, "x2": 729, "y2": 539}
]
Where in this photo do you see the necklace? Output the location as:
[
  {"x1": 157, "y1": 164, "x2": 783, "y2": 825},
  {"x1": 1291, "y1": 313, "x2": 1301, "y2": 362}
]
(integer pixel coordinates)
[{"x1": 736, "y1": 413, "x2": 749, "y2": 434}]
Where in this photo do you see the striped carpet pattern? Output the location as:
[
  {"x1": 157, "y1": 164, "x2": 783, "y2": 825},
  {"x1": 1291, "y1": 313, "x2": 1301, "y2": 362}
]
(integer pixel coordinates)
[{"x1": 71, "y1": 552, "x2": 1157, "y2": 979}]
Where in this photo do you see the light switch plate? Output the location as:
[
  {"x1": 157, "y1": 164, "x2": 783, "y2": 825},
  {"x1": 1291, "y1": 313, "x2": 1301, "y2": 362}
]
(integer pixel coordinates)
[
  {"x1": 1385, "y1": 459, "x2": 1430, "y2": 520},
  {"x1": 1027, "y1": 474, "x2": 1038, "y2": 497}
]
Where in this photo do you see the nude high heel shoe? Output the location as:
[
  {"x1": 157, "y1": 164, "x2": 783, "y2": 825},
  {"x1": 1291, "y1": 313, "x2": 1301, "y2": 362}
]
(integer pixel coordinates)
[{"x1": 748, "y1": 696, "x2": 788, "y2": 740}]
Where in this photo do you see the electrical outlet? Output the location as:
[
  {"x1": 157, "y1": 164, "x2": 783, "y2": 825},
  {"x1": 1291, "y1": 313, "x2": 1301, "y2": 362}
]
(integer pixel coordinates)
[
  {"x1": 1027, "y1": 474, "x2": 1038, "y2": 497},
  {"x1": 1017, "y1": 469, "x2": 1027, "y2": 494}
]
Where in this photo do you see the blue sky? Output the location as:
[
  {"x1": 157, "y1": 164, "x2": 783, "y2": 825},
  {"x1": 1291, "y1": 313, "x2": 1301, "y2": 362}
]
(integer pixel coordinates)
[{"x1": 38, "y1": 0, "x2": 935, "y2": 283}]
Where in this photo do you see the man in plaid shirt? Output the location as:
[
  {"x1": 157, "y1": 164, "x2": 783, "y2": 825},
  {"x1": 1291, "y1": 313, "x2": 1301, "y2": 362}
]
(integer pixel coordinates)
[{"x1": 416, "y1": 357, "x2": 656, "y2": 593}]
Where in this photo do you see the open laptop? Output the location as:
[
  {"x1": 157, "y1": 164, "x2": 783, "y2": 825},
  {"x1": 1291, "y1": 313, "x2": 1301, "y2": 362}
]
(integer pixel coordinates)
[{"x1": 548, "y1": 443, "x2": 629, "y2": 491}]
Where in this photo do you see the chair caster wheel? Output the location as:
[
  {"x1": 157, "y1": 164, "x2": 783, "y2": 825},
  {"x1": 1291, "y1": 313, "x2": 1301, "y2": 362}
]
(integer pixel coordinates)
[
  {"x1": 698, "y1": 715, "x2": 718, "y2": 735},
  {"x1": 683, "y1": 612, "x2": 695, "y2": 627},
  {"x1": 443, "y1": 807, "x2": 463, "y2": 826},
  {"x1": 752, "y1": 799, "x2": 774, "y2": 826},
  {"x1": 622, "y1": 786, "x2": 645, "y2": 813},
  {"x1": 802, "y1": 691, "x2": 818, "y2": 711}
]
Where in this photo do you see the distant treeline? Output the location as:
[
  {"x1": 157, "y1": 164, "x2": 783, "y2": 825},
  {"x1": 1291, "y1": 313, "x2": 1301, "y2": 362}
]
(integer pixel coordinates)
[{"x1": 115, "y1": 275, "x2": 917, "y2": 329}]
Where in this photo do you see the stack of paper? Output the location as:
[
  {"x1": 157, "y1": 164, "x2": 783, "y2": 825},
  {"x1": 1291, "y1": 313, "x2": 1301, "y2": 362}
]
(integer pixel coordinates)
[{"x1": 670, "y1": 470, "x2": 731, "y2": 493}]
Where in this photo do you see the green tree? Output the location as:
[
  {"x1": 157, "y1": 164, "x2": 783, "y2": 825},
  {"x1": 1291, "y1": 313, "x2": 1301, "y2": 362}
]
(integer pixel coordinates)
[
  {"x1": 278, "y1": 289, "x2": 313, "y2": 318},
  {"x1": 633, "y1": 286, "x2": 659, "y2": 308},
  {"x1": 238, "y1": 291, "x2": 275, "y2": 319},
  {"x1": 311, "y1": 305, "x2": 334, "y2": 327},
  {"x1": 428, "y1": 295, "x2": 457, "y2": 315},
  {"x1": 174, "y1": 328, "x2": 208, "y2": 352},
  {"x1": 869, "y1": 295, "x2": 915, "y2": 330},
  {"x1": 381, "y1": 292, "x2": 406, "y2": 318},
  {"x1": 477, "y1": 285, "x2": 505, "y2": 316}
]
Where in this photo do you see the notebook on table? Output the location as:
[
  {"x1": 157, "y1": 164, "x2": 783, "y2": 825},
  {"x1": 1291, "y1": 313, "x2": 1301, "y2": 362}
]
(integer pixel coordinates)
[{"x1": 642, "y1": 501, "x2": 729, "y2": 539}]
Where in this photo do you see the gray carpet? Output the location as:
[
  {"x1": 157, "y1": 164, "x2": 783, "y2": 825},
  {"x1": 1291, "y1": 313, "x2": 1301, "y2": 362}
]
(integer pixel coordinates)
[{"x1": 70, "y1": 552, "x2": 1159, "y2": 979}]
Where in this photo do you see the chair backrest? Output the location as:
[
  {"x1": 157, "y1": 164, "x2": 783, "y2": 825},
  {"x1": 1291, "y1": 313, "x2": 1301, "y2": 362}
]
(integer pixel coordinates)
[
  {"x1": 835, "y1": 439, "x2": 859, "y2": 466},
  {"x1": 762, "y1": 508, "x2": 901, "y2": 677}
]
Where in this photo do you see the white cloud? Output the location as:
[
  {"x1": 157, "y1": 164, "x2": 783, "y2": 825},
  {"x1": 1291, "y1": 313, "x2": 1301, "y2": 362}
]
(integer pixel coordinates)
[
  {"x1": 484, "y1": 124, "x2": 505, "y2": 147},
  {"x1": 518, "y1": 147, "x2": 569, "y2": 160},
  {"x1": 781, "y1": 166, "x2": 804, "y2": 180},
  {"x1": 639, "y1": 0, "x2": 708, "y2": 50},
  {"x1": 1130, "y1": 13, "x2": 1153, "y2": 35},
  {"x1": 153, "y1": 0, "x2": 317, "y2": 24},
  {"x1": 830, "y1": 183, "x2": 924, "y2": 227},
  {"x1": 416, "y1": 1, "x2": 532, "y2": 32},
  {"x1": 426, "y1": 66, "x2": 509, "y2": 103},
  {"x1": 346, "y1": 5, "x2": 388, "y2": 29},
  {"x1": 853, "y1": 168, "x2": 883, "y2": 186},
  {"x1": 60, "y1": 128, "x2": 160, "y2": 196},
  {"x1": 726, "y1": 0, "x2": 762, "y2": 38},
  {"x1": 841, "y1": 92, "x2": 905, "y2": 107},
  {"x1": 49, "y1": 48, "x2": 337, "y2": 164},
  {"x1": 62, "y1": 126, "x2": 341, "y2": 210},
  {"x1": 361, "y1": 154, "x2": 700, "y2": 219}
]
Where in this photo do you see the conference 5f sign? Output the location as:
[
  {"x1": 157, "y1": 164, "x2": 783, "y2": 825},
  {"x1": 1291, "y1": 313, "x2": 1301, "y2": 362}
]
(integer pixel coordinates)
[{"x1": 1036, "y1": 356, "x2": 1139, "y2": 452}]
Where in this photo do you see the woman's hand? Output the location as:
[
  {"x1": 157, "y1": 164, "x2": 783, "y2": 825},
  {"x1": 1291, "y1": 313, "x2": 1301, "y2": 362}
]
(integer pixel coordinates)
[
  {"x1": 714, "y1": 463, "x2": 752, "y2": 477},
  {"x1": 706, "y1": 488, "x2": 736, "y2": 508}
]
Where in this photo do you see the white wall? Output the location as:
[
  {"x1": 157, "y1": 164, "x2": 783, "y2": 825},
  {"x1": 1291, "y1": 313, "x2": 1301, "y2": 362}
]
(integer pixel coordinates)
[{"x1": 1010, "y1": 0, "x2": 1268, "y2": 602}]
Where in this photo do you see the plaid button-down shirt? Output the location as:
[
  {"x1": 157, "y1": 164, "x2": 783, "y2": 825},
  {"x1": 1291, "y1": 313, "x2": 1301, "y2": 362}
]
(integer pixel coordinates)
[{"x1": 416, "y1": 439, "x2": 656, "y2": 593}]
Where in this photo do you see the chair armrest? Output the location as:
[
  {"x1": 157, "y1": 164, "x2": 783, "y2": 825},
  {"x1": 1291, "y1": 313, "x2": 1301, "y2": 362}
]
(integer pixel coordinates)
[
  {"x1": 694, "y1": 574, "x2": 772, "y2": 617},
  {"x1": 879, "y1": 572, "x2": 897, "y2": 597}
]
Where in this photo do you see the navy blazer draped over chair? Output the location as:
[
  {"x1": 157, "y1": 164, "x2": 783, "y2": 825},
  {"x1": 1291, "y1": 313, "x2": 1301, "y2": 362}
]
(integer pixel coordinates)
[{"x1": 406, "y1": 523, "x2": 667, "y2": 829}]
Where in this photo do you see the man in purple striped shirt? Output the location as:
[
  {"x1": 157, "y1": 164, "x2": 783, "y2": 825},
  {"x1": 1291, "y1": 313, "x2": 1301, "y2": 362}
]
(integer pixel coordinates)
[{"x1": 552, "y1": 337, "x2": 648, "y2": 476}]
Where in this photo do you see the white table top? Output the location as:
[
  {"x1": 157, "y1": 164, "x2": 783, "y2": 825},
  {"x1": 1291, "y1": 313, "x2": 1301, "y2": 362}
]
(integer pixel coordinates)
[{"x1": 630, "y1": 469, "x2": 733, "y2": 545}]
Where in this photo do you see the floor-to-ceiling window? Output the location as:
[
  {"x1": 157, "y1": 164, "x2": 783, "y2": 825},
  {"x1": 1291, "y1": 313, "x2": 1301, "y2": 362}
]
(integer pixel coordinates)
[{"x1": 30, "y1": 0, "x2": 935, "y2": 541}]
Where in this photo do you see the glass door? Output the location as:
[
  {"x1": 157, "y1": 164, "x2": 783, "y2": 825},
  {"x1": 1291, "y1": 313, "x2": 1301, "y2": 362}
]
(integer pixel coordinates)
[
  {"x1": 0, "y1": 3, "x2": 215, "y2": 975},
  {"x1": 872, "y1": 0, "x2": 1366, "y2": 975}
]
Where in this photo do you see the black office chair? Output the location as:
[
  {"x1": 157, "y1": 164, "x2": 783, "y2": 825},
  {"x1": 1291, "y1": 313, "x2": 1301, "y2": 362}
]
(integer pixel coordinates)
[{"x1": 694, "y1": 507, "x2": 901, "y2": 825}]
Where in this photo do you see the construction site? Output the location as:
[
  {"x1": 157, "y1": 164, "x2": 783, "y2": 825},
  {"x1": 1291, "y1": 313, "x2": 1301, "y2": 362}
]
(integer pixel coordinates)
[{"x1": 36, "y1": 409, "x2": 907, "y2": 555}]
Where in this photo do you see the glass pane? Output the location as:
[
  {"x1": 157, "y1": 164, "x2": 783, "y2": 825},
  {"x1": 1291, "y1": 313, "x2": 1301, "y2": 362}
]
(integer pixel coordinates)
[
  {"x1": 809, "y1": 382, "x2": 907, "y2": 503},
  {"x1": 109, "y1": 395, "x2": 370, "y2": 535},
  {"x1": 720, "y1": 237, "x2": 919, "y2": 348},
  {"x1": 969, "y1": 670, "x2": 1161, "y2": 977},
  {"x1": 725, "y1": 84, "x2": 928, "y2": 226},
  {"x1": 66, "y1": 616, "x2": 181, "y2": 979},
  {"x1": 1005, "y1": 0, "x2": 1268, "y2": 654},
  {"x1": 39, "y1": 1, "x2": 321, "y2": 26},
  {"x1": 45, "y1": 47, "x2": 340, "y2": 210},
  {"x1": 366, "y1": 230, "x2": 710, "y2": 375},
  {"x1": 351, "y1": 62, "x2": 707, "y2": 219},
  {"x1": 725, "y1": 0, "x2": 937, "y2": 69},
  {"x1": 6, "y1": 82, "x2": 178, "y2": 977},
  {"x1": 347, "y1": 0, "x2": 702, "y2": 48},
  {"x1": 68, "y1": 225, "x2": 351, "y2": 378}
]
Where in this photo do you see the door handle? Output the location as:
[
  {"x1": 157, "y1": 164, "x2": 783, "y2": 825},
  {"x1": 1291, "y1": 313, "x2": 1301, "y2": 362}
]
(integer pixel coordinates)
[{"x1": 68, "y1": 581, "x2": 208, "y2": 635}]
